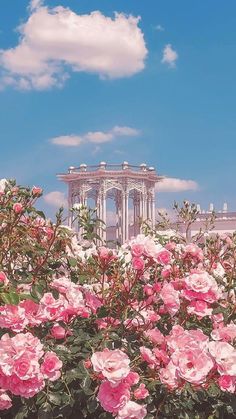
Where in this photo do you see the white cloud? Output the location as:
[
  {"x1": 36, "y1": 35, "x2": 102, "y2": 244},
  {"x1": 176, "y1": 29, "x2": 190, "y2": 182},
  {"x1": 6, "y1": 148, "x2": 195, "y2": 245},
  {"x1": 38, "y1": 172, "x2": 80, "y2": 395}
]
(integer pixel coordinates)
[
  {"x1": 161, "y1": 44, "x2": 178, "y2": 68},
  {"x1": 51, "y1": 125, "x2": 140, "y2": 147},
  {"x1": 0, "y1": 4, "x2": 147, "y2": 90},
  {"x1": 156, "y1": 178, "x2": 199, "y2": 193},
  {"x1": 44, "y1": 191, "x2": 67, "y2": 208}
]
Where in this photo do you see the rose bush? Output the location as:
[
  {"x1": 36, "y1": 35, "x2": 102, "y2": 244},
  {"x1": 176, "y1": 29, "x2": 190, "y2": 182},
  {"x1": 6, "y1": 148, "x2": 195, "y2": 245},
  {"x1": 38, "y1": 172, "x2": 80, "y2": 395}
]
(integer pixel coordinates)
[{"x1": 0, "y1": 180, "x2": 235, "y2": 418}]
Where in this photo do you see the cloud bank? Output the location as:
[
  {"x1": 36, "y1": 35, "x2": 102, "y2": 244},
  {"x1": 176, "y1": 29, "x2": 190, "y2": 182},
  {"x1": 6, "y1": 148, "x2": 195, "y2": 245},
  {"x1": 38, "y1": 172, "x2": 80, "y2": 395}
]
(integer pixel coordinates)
[
  {"x1": 0, "y1": 2, "x2": 147, "y2": 90},
  {"x1": 50, "y1": 126, "x2": 140, "y2": 147},
  {"x1": 44, "y1": 191, "x2": 67, "y2": 208},
  {"x1": 156, "y1": 177, "x2": 199, "y2": 192}
]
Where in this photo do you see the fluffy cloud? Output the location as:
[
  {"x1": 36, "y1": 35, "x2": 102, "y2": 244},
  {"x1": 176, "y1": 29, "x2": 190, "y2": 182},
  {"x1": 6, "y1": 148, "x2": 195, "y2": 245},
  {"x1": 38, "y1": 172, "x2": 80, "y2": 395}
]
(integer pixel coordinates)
[
  {"x1": 161, "y1": 44, "x2": 178, "y2": 67},
  {"x1": 156, "y1": 178, "x2": 199, "y2": 192},
  {"x1": 51, "y1": 126, "x2": 140, "y2": 147},
  {"x1": 0, "y1": 2, "x2": 147, "y2": 90},
  {"x1": 44, "y1": 191, "x2": 67, "y2": 208}
]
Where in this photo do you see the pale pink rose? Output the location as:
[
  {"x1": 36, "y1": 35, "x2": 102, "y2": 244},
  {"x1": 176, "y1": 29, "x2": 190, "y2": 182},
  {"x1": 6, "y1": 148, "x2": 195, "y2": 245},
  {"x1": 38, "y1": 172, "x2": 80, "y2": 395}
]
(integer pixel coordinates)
[
  {"x1": 160, "y1": 282, "x2": 180, "y2": 316},
  {"x1": 218, "y1": 375, "x2": 236, "y2": 393},
  {"x1": 209, "y1": 341, "x2": 236, "y2": 376},
  {"x1": 19, "y1": 300, "x2": 41, "y2": 327},
  {"x1": 117, "y1": 401, "x2": 147, "y2": 419},
  {"x1": 140, "y1": 347, "x2": 157, "y2": 368},
  {"x1": 184, "y1": 244, "x2": 203, "y2": 261},
  {"x1": 6, "y1": 374, "x2": 45, "y2": 398},
  {"x1": 83, "y1": 289, "x2": 102, "y2": 313},
  {"x1": 134, "y1": 383, "x2": 149, "y2": 399},
  {"x1": 153, "y1": 348, "x2": 169, "y2": 366},
  {"x1": 132, "y1": 257, "x2": 145, "y2": 271},
  {"x1": 91, "y1": 349, "x2": 130, "y2": 384},
  {"x1": 13, "y1": 355, "x2": 39, "y2": 380},
  {"x1": 184, "y1": 272, "x2": 220, "y2": 303},
  {"x1": 143, "y1": 284, "x2": 154, "y2": 296},
  {"x1": 131, "y1": 243, "x2": 144, "y2": 257},
  {"x1": 13, "y1": 202, "x2": 23, "y2": 214},
  {"x1": 0, "y1": 272, "x2": 9, "y2": 286},
  {"x1": 0, "y1": 304, "x2": 28, "y2": 332},
  {"x1": 172, "y1": 348, "x2": 214, "y2": 385},
  {"x1": 144, "y1": 328, "x2": 165, "y2": 345},
  {"x1": 97, "y1": 381, "x2": 130, "y2": 413},
  {"x1": 125, "y1": 307, "x2": 160, "y2": 329},
  {"x1": 211, "y1": 323, "x2": 236, "y2": 343},
  {"x1": 166, "y1": 326, "x2": 209, "y2": 353},
  {"x1": 0, "y1": 390, "x2": 12, "y2": 410},
  {"x1": 98, "y1": 246, "x2": 110, "y2": 260},
  {"x1": 159, "y1": 361, "x2": 180, "y2": 390},
  {"x1": 161, "y1": 266, "x2": 171, "y2": 279},
  {"x1": 156, "y1": 249, "x2": 171, "y2": 265},
  {"x1": 123, "y1": 371, "x2": 140, "y2": 386},
  {"x1": 32, "y1": 186, "x2": 43, "y2": 196},
  {"x1": 187, "y1": 300, "x2": 213, "y2": 318},
  {"x1": 165, "y1": 242, "x2": 176, "y2": 251},
  {"x1": 41, "y1": 352, "x2": 62, "y2": 382},
  {"x1": 51, "y1": 277, "x2": 73, "y2": 293},
  {"x1": 50, "y1": 324, "x2": 67, "y2": 339}
]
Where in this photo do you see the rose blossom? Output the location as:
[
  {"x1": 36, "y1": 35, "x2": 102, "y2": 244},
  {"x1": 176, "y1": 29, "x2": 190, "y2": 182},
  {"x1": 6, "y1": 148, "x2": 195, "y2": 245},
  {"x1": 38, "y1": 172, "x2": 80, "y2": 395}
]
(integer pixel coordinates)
[
  {"x1": 50, "y1": 324, "x2": 67, "y2": 339},
  {"x1": 218, "y1": 375, "x2": 236, "y2": 393},
  {"x1": 156, "y1": 249, "x2": 171, "y2": 265},
  {"x1": 13, "y1": 202, "x2": 23, "y2": 214},
  {"x1": 144, "y1": 328, "x2": 165, "y2": 345},
  {"x1": 41, "y1": 352, "x2": 62, "y2": 381},
  {"x1": 132, "y1": 257, "x2": 145, "y2": 271},
  {"x1": 134, "y1": 383, "x2": 149, "y2": 399},
  {"x1": 0, "y1": 272, "x2": 9, "y2": 286},
  {"x1": 159, "y1": 361, "x2": 180, "y2": 390},
  {"x1": 187, "y1": 300, "x2": 213, "y2": 318},
  {"x1": 117, "y1": 401, "x2": 147, "y2": 419},
  {"x1": 97, "y1": 381, "x2": 130, "y2": 413},
  {"x1": 123, "y1": 371, "x2": 140, "y2": 386},
  {"x1": 171, "y1": 347, "x2": 214, "y2": 385},
  {"x1": 211, "y1": 323, "x2": 236, "y2": 342},
  {"x1": 183, "y1": 271, "x2": 220, "y2": 303},
  {"x1": 32, "y1": 186, "x2": 42, "y2": 196},
  {"x1": 160, "y1": 282, "x2": 180, "y2": 316},
  {"x1": 208, "y1": 341, "x2": 236, "y2": 376},
  {"x1": 131, "y1": 243, "x2": 144, "y2": 257},
  {"x1": 91, "y1": 349, "x2": 130, "y2": 384},
  {"x1": 0, "y1": 390, "x2": 12, "y2": 410}
]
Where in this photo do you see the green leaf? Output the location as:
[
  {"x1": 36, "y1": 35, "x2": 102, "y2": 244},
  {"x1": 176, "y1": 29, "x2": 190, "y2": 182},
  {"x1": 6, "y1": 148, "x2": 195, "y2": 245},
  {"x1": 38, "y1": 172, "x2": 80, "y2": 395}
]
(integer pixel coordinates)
[
  {"x1": 1, "y1": 291, "x2": 20, "y2": 305},
  {"x1": 68, "y1": 257, "x2": 77, "y2": 267},
  {"x1": 31, "y1": 283, "x2": 45, "y2": 301},
  {"x1": 87, "y1": 398, "x2": 99, "y2": 413},
  {"x1": 48, "y1": 392, "x2": 62, "y2": 406}
]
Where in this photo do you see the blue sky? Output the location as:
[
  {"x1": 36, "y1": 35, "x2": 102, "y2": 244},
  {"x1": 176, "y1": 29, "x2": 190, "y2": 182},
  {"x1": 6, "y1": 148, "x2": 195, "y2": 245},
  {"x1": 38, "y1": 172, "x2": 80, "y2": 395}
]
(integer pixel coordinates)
[{"x1": 1, "y1": 0, "x2": 236, "y2": 218}]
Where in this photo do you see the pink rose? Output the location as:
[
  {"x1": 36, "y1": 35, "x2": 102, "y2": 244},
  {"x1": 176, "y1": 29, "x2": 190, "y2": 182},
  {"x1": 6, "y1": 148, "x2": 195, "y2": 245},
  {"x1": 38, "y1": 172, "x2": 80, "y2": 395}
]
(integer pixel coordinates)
[
  {"x1": 184, "y1": 244, "x2": 203, "y2": 261},
  {"x1": 187, "y1": 300, "x2": 213, "y2": 318},
  {"x1": 144, "y1": 328, "x2": 165, "y2": 345},
  {"x1": 91, "y1": 348, "x2": 130, "y2": 384},
  {"x1": 160, "y1": 282, "x2": 180, "y2": 316},
  {"x1": 159, "y1": 361, "x2": 180, "y2": 390},
  {"x1": 123, "y1": 371, "x2": 140, "y2": 386},
  {"x1": 134, "y1": 383, "x2": 149, "y2": 399},
  {"x1": 156, "y1": 249, "x2": 171, "y2": 265},
  {"x1": 0, "y1": 272, "x2": 9, "y2": 286},
  {"x1": 132, "y1": 257, "x2": 145, "y2": 271},
  {"x1": 0, "y1": 390, "x2": 12, "y2": 410},
  {"x1": 50, "y1": 324, "x2": 66, "y2": 339},
  {"x1": 117, "y1": 401, "x2": 147, "y2": 419},
  {"x1": 218, "y1": 375, "x2": 236, "y2": 393},
  {"x1": 0, "y1": 304, "x2": 28, "y2": 332},
  {"x1": 97, "y1": 381, "x2": 130, "y2": 413},
  {"x1": 172, "y1": 348, "x2": 214, "y2": 385},
  {"x1": 183, "y1": 272, "x2": 220, "y2": 303},
  {"x1": 13, "y1": 355, "x2": 39, "y2": 380},
  {"x1": 131, "y1": 244, "x2": 144, "y2": 257},
  {"x1": 140, "y1": 346, "x2": 157, "y2": 368},
  {"x1": 13, "y1": 202, "x2": 23, "y2": 214},
  {"x1": 41, "y1": 352, "x2": 62, "y2": 382},
  {"x1": 211, "y1": 323, "x2": 236, "y2": 343},
  {"x1": 32, "y1": 186, "x2": 43, "y2": 196},
  {"x1": 209, "y1": 341, "x2": 236, "y2": 376}
]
